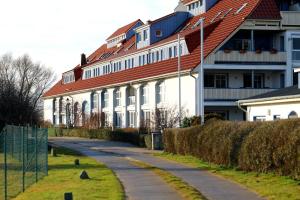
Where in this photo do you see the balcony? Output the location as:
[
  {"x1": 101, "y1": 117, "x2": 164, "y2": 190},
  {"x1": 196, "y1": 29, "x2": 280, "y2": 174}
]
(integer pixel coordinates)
[
  {"x1": 207, "y1": 51, "x2": 287, "y2": 64},
  {"x1": 204, "y1": 88, "x2": 277, "y2": 100},
  {"x1": 281, "y1": 11, "x2": 300, "y2": 26}
]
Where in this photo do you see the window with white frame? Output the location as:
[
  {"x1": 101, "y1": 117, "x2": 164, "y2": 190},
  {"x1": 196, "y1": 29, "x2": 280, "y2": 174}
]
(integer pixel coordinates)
[
  {"x1": 115, "y1": 112, "x2": 122, "y2": 128},
  {"x1": 169, "y1": 47, "x2": 173, "y2": 58},
  {"x1": 156, "y1": 81, "x2": 165, "y2": 104},
  {"x1": 127, "y1": 87, "x2": 136, "y2": 106},
  {"x1": 91, "y1": 92, "x2": 98, "y2": 110},
  {"x1": 253, "y1": 116, "x2": 266, "y2": 121},
  {"x1": 292, "y1": 38, "x2": 300, "y2": 61},
  {"x1": 115, "y1": 89, "x2": 121, "y2": 107},
  {"x1": 103, "y1": 91, "x2": 109, "y2": 108},
  {"x1": 128, "y1": 111, "x2": 136, "y2": 128},
  {"x1": 144, "y1": 30, "x2": 148, "y2": 40},
  {"x1": 141, "y1": 85, "x2": 149, "y2": 105},
  {"x1": 142, "y1": 110, "x2": 151, "y2": 127}
]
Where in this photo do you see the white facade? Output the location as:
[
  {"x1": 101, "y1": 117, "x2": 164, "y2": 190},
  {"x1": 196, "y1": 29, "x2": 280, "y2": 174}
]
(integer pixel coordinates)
[{"x1": 44, "y1": 74, "x2": 196, "y2": 127}]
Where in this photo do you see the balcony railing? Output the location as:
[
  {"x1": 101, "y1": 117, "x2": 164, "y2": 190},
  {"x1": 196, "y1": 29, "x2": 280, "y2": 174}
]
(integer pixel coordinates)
[
  {"x1": 281, "y1": 11, "x2": 300, "y2": 26},
  {"x1": 206, "y1": 51, "x2": 287, "y2": 64},
  {"x1": 204, "y1": 88, "x2": 277, "y2": 100}
]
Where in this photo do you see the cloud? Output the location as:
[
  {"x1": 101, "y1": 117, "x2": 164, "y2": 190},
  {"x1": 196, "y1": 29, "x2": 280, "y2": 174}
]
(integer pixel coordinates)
[{"x1": 0, "y1": 0, "x2": 178, "y2": 78}]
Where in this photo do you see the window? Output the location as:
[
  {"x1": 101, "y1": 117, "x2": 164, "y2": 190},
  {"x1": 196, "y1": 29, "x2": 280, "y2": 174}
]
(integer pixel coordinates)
[
  {"x1": 156, "y1": 82, "x2": 165, "y2": 104},
  {"x1": 115, "y1": 112, "x2": 122, "y2": 128},
  {"x1": 125, "y1": 60, "x2": 127, "y2": 69},
  {"x1": 143, "y1": 30, "x2": 148, "y2": 40},
  {"x1": 292, "y1": 38, "x2": 300, "y2": 61},
  {"x1": 152, "y1": 52, "x2": 155, "y2": 63},
  {"x1": 137, "y1": 33, "x2": 142, "y2": 42},
  {"x1": 156, "y1": 30, "x2": 162, "y2": 37},
  {"x1": 142, "y1": 110, "x2": 151, "y2": 127},
  {"x1": 273, "y1": 115, "x2": 281, "y2": 121},
  {"x1": 174, "y1": 46, "x2": 178, "y2": 57},
  {"x1": 253, "y1": 116, "x2": 266, "y2": 121},
  {"x1": 128, "y1": 111, "x2": 136, "y2": 128},
  {"x1": 243, "y1": 74, "x2": 252, "y2": 88},
  {"x1": 161, "y1": 49, "x2": 164, "y2": 60},
  {"x1": 215, "y1": 74, "x2": 227, "y2": 88},
  {"x1": 156, "y1": 51, "x2": 160, "y2": 61},
  {"x1": 91, "y1": 92, "x2": 98, "y2": 110},
  {"x1": 139, "y1": 56, "x2": 142, "y2": 66},
  {"x1": 128, "y1": 87, "x2": 136, "y2": 106},
  {"x1": 169, "y1": 47, "x2": 173, "y2": 58},
  {"x1": 204, "y1": 74, "x2": 215, "y2": 88},
  {"x1": 115, "y1": 89, "x2": 121, "y2": 107},
  {"x1": 280, "y1": 36, "x2": 285, "y2": 52},
  {"x1": 254, "y1": 74, "x2": 264, "y2": 89},
  {"x1": 141, "y1": 85, "x2": 149, "y2": 105},
  {"x1": 288, "y1": 111, "x2": 298, "y2": 119},
  {"x1": 103, "y1": 91, "x2": 109, "y2": 108},
  {"x1": 204, "y1": 74, "x2": 227, "y2": 88}
]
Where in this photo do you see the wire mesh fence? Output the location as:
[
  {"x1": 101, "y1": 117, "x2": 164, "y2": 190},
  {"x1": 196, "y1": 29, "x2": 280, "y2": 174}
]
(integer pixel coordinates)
[{"x1": 0, "y1": 125, "x2": 48, "y2": 200}]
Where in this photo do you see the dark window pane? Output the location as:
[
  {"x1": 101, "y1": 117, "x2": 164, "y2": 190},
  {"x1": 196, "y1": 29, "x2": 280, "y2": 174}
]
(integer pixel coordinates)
[
  {"x1": 204, "y1": 74, "x2": 215, "y2": 87},
  {"x1": 243, "y1": 74, "x2": 252, "y2": 88},
  {"x1": 293, "y1": 38, "x2": 300, "y2": 50}
]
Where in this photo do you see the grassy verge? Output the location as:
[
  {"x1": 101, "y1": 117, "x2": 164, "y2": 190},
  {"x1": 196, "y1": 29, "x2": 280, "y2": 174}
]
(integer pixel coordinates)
[
  {"x1": 15, "y1": 147, "x2": 125, "y2": 200},
  {"x1": 128, "y1": 158, "x2": 207, "y2": 200},
  {"x1": 155, "y1": 153, "x2": 300, "y2": 200}
]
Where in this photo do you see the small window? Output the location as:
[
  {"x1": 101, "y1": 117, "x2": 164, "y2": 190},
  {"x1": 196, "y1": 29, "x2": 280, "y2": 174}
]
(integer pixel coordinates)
[
  {"x1": 235, "y1": 3, "x2": 248, "y2": 15},
  {"x1": 273, "y1": 115, "x2": 281, "y2": 121},
  {"x1": 174, "y1": 46, "x2": 178, "y2": 57},
  {"x1": 253, "y1": 116, "x2": 266, "y2": 122},
  {"x1": 143, "y1": 30, "x2": 148, "y2": 40},
  {"x1": 156, "y1": 30, "x2": 162, "y2": 37},
  {"x1": 169, "y1": 47, "x2": 173, "y2": 58},
  {"x1": 137, "y1": 33, "x2": 142, "y2": 42}
]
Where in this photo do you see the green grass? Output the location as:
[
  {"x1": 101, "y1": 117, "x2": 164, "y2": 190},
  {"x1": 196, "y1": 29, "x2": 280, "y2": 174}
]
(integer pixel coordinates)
[
  {"x1": 155, "y1": 153, "x2": 300, "y2": 200},
  {"x1": 15, "y1": 147, "x2": 125, "y2": 200},
  {"x1": 129, "y1": 158, "x2": 207, "y2": 200}
]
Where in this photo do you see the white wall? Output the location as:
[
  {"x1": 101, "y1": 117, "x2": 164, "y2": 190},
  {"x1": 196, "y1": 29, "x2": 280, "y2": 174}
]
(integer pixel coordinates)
[{"x1": 247, "y1": 102, "x2": 300, "y2": 121}]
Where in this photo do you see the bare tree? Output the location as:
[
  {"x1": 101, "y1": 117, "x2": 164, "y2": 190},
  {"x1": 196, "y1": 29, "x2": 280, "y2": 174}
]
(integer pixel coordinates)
[
  {"x1": 0, "y1": 53, "x2": 55, "y2": 125},
  {"x1": 151, "y1": 105, "x2": 188, "y2": 131}
]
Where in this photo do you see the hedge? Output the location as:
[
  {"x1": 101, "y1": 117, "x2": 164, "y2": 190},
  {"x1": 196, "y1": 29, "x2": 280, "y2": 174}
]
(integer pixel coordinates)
[
  {"x1": 50, "y1": 127, "x2": 147, "y2": 147},
  {"x1": 163, "y1": 119, "x2": 300, "y2": 180}
]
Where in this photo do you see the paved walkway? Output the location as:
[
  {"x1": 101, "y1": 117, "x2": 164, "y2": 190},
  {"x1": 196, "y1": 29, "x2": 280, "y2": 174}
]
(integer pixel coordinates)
[{"x1": 50, "y1": 137, "x2": 264, "y2": 200}]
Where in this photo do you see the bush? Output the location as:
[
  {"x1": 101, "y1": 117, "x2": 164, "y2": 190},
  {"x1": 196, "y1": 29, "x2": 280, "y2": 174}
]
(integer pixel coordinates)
[
  {"x1": 163, "y1": 119, "x2": 300, "y2": 179},
  {"x1": 144, "y1": 134, "x2": 152, "y2": 150},
  {"x1": 50, "y1": 127, "x2": 146, "y2": 147}
]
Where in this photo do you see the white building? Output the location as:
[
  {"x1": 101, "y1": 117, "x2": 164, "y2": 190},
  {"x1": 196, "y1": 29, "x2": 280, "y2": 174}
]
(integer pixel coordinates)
[
  {"x1": 238, "y1": 68, "x2": 300, "y2": 121},
  {"x1": 43, "y1": 0, "x2": 300, "y2": 127}
]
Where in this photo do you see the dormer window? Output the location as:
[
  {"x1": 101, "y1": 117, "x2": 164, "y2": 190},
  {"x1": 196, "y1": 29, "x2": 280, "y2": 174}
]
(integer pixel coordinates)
[
  {"x1": 137, "y1": 33, "x2": 142, "y2": 42},
  {"x1": 156, "y1": 30, "x2": 162, "y2": 37},
  {"x1": 144, "y1": 30, "x2": 148, "y2": 40}
]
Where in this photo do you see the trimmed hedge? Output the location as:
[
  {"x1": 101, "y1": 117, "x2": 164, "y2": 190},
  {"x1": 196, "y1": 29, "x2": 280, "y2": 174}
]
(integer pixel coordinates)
[
  {"x1": 50, "y1": 127, "x2": 147, "y2": 147},
  {"x1": 163, "y1": 119, "x2": 300, "y2": 179}
]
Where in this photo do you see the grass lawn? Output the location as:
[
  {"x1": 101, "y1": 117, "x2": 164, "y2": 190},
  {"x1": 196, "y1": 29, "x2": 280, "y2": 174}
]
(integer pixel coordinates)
[
  {"x1": 129, "y1": 158, "x2": 207, "y2": 200},
  {"x1": 15, "y1": 147, "x2": 125, "y2": 200},
  {"x1": 155, "y1": 153, "x2": 300, "y2": 200}
]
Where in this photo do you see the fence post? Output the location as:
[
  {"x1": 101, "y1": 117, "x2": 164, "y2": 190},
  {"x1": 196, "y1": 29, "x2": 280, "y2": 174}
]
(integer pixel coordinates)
[
  {"x1": 46, "y1": 129, "x2": 48, "y2": 176},
  {"x1": 22, "y1": 126, "x2": 25, "y2": 192},
  {"x1": 35, "y1": 126, "x2": 38, "y2": 183},
  {"x1": 4, "y1": 127, "x2": 8, "y2": 200}
]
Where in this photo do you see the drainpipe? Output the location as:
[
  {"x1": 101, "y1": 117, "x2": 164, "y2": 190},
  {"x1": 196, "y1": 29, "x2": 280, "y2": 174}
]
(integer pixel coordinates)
[{"x1": 237, "y1": 101, "x2": 248, "y2": 121}]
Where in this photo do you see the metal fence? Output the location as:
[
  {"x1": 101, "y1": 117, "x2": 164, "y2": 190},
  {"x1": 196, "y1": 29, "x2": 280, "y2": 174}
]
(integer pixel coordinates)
[{"x1": 0, "y1": 125, "x2": 48, "y2": 200}]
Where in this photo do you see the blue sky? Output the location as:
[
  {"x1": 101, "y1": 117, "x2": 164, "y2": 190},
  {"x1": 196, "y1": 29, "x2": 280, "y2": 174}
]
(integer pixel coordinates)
[{"x1": 0, "y1": 0, "x2": 178, "y2": 77}]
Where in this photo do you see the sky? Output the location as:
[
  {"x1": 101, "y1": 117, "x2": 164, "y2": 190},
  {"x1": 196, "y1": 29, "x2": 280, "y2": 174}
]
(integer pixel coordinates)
[{"x1": 0, "y1": 0, "x2": 178, "y2": 78}]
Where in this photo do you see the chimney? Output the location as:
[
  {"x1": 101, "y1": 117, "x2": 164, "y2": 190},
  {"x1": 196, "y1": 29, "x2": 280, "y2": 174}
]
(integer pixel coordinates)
[{"x1": 81, "y1": 53, "x2": 87, "y2": 66}]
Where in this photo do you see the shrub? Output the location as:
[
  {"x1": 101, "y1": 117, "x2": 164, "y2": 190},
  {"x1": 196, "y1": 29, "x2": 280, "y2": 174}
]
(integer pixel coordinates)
[
  {"x1": 144, "y1": 134, "x2": 152, "y2": 150},
  {"x1": 163, "y1": 119, "x2": 300, "y2": 179},
  {"x1": 51, "y1": 127, "x2": 146, "y2": 147}
]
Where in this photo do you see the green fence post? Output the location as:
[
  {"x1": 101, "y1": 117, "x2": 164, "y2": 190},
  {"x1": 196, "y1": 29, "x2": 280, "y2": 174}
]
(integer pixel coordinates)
[
  {"x1": 46, "y1": 129, "x2": 48, "y2": 176},
  {"x1": 22, "y1": 126, "x2": 25, "y2": 192},
  {"x1": 35, "y1": 126, "x2": 38, "y2": 183},
  {"x1": 4, "y1": 127, "x2": 8, "y2": 200}
]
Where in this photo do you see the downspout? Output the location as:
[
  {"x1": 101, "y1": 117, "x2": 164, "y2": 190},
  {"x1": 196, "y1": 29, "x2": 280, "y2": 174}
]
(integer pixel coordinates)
[
  {"x1": 190, "y1": 67, "x2": 198, "y2": 116},
  {"x1": 237, "y1": 101, "x2": 248, "y2": 121}
]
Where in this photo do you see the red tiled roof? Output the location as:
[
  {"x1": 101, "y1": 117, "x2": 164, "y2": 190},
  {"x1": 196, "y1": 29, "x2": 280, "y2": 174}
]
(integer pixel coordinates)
[
  {"x1": 106, "y1": 19, "x2": 142, "y2": 40},
  {"x1": 44, "y1": 0, "x2": 280, "y2": 98},
  {"x1": 248, "y1": 0, "x2": 281, "y2": 20}
]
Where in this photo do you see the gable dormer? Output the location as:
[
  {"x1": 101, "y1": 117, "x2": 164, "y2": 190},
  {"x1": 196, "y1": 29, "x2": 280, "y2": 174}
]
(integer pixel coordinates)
[
  {"x1": 135, "y1": 12, "x2": 189, "y2": 49},
  {"x1": 106, "y1": 19, "x2": 143, "y2": 49},
  {"x1": 177, "y1": 0, "x2": 219, "y2": 16}
]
